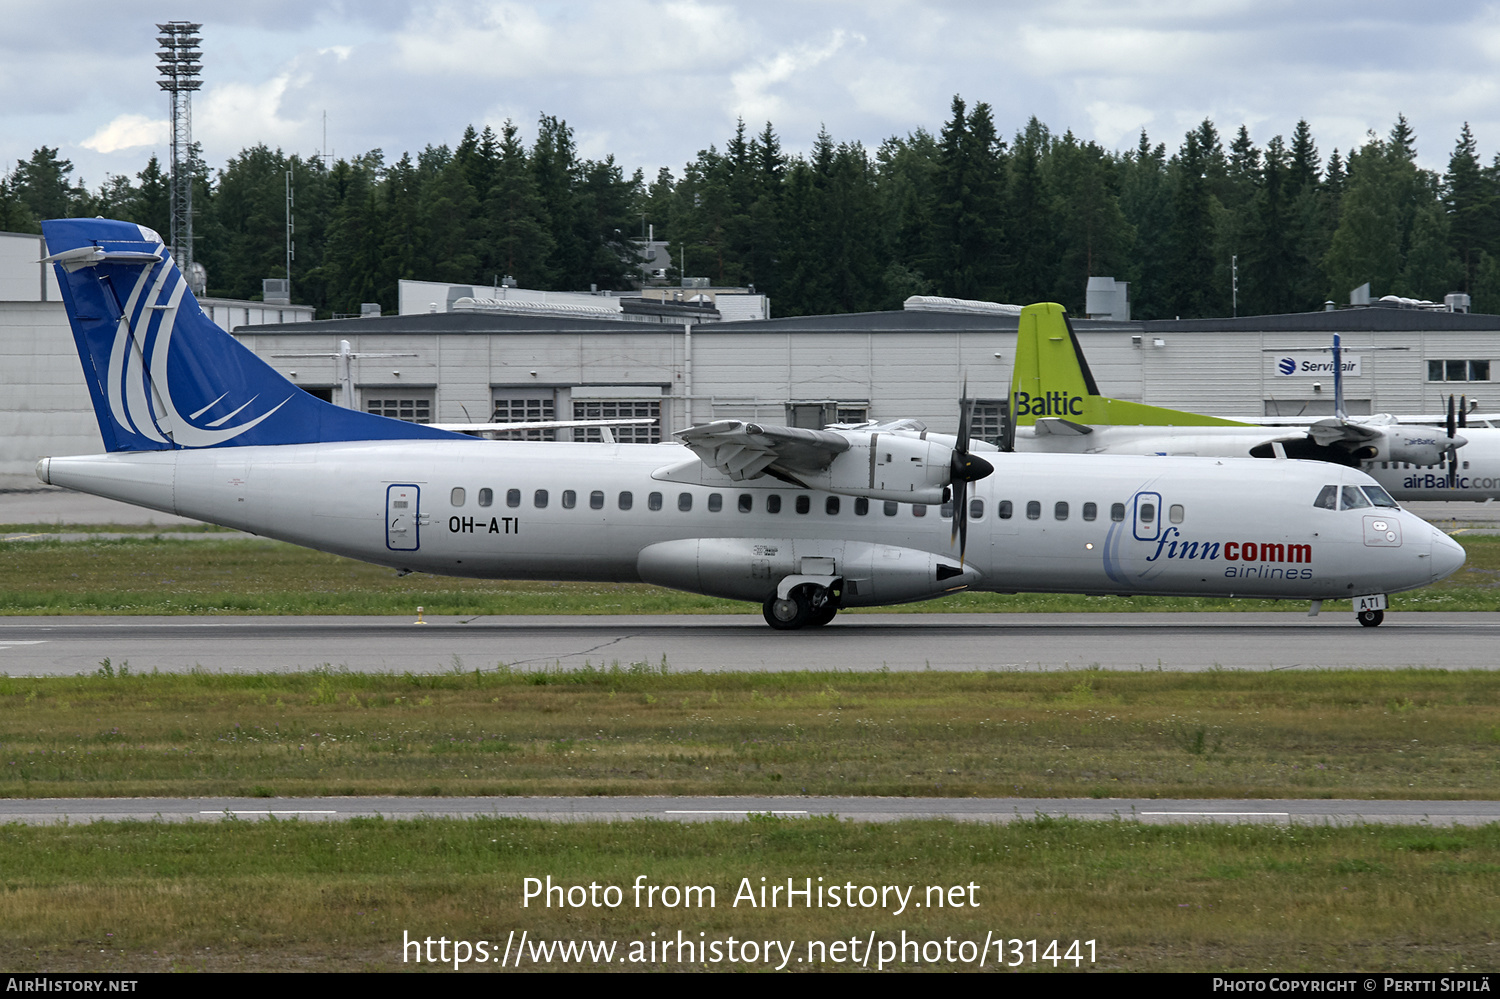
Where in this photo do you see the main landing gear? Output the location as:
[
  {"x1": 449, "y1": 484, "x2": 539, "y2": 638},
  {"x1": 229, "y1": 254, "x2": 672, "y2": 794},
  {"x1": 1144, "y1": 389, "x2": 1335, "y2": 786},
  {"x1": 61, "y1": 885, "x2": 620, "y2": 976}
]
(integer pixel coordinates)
[
  {"x1": 762, "y1": 584, "x2": 839, "y2": 630},
  {"x1": 1357, "y1": 609, "x2": 1385, "y2": 628}
]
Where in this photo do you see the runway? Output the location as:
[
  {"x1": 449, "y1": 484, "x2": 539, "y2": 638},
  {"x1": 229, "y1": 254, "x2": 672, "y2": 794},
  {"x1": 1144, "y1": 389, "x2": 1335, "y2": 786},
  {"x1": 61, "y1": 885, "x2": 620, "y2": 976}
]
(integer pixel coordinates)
[
  {"x1": 2, "y1": 611, "x2": 1499, "y2": 675},
  {"x1": 3, "y1": 795, "x2": 1496, "y2": 826}
]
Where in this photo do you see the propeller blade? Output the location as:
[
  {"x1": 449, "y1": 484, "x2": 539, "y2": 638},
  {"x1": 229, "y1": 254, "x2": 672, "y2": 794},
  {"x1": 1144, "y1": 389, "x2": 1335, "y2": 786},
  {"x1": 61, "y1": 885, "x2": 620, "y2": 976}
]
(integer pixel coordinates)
[
  {"x1": 1448, "y1": 394, "x2": 1457, "y2": 440},
  {"x1": 1461, "y1": 395, "x2": 1469, "y2": 429},
  {"x1": 956, "y1": 375, "x2": 973, "y2": 455},
  {"x1": 950, "y1": 479, "x2": 968, "y2": 562}
]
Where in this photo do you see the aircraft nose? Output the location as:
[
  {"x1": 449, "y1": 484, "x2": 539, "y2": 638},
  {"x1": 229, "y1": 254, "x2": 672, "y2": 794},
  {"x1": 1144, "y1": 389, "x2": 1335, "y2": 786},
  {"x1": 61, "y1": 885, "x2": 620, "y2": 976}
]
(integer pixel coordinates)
[{"x1": 1430, "y1": 529, "x2": 1466, "y2": 583}]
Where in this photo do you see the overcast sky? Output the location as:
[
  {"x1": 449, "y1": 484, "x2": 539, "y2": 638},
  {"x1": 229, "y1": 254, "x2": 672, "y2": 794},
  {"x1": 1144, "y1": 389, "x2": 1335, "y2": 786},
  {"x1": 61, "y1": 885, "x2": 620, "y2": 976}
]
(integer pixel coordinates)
[{"x1": 4, "y1": 0, "x2": 1500, "y2": 191}]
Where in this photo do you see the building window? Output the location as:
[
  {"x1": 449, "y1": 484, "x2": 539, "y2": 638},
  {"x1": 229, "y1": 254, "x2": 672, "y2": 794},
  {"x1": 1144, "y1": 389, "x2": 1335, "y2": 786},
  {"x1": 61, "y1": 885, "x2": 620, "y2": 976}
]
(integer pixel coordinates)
[
  {"x1": 491, "y1": 394, "x2": 556, "y2": 440},
  {"x1": 969, "y1": 401, "x2": 1006, "y2": 445},
  {"x1": 573, "y1": 400, "x2": 661, "y2": 443},
  {"x1": 1428, "y1": 360, "x2": 1491, "y2": 382},
  {"x1": 786, "y1": 402, "x2": 869, "y2": 429},
  {"x1": 366, "y1": 393, "x2": 432, "y2": 423}
]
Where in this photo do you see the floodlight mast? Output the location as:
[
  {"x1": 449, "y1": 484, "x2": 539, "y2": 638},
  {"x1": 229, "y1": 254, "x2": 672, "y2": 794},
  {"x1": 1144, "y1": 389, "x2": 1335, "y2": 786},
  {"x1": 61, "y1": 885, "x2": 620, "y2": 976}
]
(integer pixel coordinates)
[{"x1": 156, "y1": 21, "x2": 203, "y2": 275}]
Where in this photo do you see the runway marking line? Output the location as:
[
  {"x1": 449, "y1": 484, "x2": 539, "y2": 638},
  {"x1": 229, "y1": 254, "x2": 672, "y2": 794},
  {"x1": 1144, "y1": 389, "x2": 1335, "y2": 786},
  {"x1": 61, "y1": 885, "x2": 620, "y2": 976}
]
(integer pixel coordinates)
[
  {"x1": 200, "y1": 810, "x2": 338, "y2": 816},
  {"x1": 1141, "y1": 811, "x2": 1291, "y2": 816},
  {"x1": 664, "y1": 810, "x2": 810, "y2": 815}
]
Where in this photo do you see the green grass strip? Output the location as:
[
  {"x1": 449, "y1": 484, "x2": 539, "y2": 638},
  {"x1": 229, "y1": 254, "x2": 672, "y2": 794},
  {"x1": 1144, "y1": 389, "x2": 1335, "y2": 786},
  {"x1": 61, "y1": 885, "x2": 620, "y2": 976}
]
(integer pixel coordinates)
[
  {"x1": 1, "y1": 534, "x2": 1498, "y2": 615},
  {"x1": 3, "y1": 667, "x2": 1498, "y2": 800},
  {"x1": 1, "y1": 816, "x2": 1496, "y2": 972}
]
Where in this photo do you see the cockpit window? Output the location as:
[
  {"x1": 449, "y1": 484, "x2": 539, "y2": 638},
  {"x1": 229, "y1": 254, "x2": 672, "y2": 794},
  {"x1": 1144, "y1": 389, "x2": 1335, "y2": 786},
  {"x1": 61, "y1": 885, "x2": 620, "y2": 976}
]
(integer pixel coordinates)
[
  {"x1": 1362, "y1": 485, "x2": 1399, "y2": 509},
  {"x1": 1340, "y1": 486, "x2": 1372, "y2": 510},
  {"x1": 1314, "y1": 485, "x2": 1338, "y2": 510}
]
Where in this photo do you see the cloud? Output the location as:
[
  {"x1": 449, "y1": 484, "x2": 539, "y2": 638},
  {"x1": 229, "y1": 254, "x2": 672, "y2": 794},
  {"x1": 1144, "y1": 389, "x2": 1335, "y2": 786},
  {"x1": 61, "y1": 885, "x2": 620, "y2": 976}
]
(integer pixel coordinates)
[
  {"x1": 730, "y1": 32, "x2": 850, "y2": 126},
  {"x1": 81, "y1": 114, "x2": 169, "y2": 154}
]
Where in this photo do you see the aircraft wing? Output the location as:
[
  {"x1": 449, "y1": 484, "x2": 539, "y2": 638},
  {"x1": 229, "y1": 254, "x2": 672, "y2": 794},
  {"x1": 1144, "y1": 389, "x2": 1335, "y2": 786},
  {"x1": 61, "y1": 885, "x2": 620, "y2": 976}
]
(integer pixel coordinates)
[
  {"x1": 676, "y1": 420, "x2": 851, "y2": 480},
  {"x1": 1305, "y1": 418, "x2": 1383, "y2": 447}
]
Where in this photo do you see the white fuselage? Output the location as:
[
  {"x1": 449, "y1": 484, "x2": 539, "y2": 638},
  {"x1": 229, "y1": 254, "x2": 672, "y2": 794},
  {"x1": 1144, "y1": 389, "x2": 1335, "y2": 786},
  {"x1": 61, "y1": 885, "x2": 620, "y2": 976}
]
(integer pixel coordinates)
[
  {"x1": 1015, "y1": 425, "x2": 1500, "y2": 502},
  {"x1": 39, "y1": 441, "x2": 1463, "y2": 606}
]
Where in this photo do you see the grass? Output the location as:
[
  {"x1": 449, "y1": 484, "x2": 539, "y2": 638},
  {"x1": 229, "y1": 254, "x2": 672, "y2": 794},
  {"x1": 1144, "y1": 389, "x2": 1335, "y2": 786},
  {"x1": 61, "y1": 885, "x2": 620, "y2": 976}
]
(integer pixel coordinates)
[
  {"x1": 0, "y1": 533, "x2": 1498, "y2": 616},
  {"x1": 2, "y1": 667, "x2": 1498, "y2": 799},
  {"x1": 1, "y1": 816, "x2": 1496, "y2": 972}
]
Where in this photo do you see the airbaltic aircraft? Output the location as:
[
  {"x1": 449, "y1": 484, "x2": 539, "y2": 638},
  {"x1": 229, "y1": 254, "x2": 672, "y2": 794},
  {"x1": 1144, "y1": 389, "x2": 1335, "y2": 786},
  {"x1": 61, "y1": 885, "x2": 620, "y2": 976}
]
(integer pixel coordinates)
[
  {"x1": 36, "y1": 219, "x2": 1464, "y2": 629},
  {"x1": 1008, "y1": 303, "x2": 1500, "y2": 502}
]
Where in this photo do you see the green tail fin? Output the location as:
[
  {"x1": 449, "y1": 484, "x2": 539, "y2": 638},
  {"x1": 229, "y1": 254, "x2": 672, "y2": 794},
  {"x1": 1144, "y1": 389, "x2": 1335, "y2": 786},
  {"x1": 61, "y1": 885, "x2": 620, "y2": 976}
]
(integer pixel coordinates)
[{"x1": 1009, "y1": 302, "x2": 1249, "y2": 427}]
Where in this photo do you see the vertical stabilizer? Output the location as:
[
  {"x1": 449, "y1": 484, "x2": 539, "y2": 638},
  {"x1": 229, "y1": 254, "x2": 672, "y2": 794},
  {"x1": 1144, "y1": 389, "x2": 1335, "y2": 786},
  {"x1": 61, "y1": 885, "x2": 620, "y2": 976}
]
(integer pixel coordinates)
[
  {"x1": 41, "y1": 217, "x2": 463, "y2": 452},
  {"x1": 1009, "y1": 302, "x2": 1249, "y2": 427}
]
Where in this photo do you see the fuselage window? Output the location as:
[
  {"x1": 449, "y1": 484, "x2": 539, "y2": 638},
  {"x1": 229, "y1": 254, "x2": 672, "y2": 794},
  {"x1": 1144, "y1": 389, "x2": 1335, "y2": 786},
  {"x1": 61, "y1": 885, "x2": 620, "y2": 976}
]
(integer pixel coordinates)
[
  {"x1": 970, "y1": 498, "x2": 984, "y2": 519},
  {"x1": 1111, "y1": 502, "x2": 1126, "y2": 522},
  {"x1": 1139, "y1": 502, "x2": 1156, "y2": 524},
  {"x1": 590, "y1": 490, "x2": 605, "y2": 510},
  {"x1": 1340, "y1": 486, "x2": 1372, "y2": 510},
  {"x1": 998, "y1": 500, "x2": 1013, "y2": 520},
  {"x1": 1055, "y1": 501, "x2": 1068, "y2": 521},
  {"x1": 562, "y1": 490, "x2": 577, "y2": 509},
  {"x1": 912, "y1": 504, "x2": 927, "y2": 517},
  {"x1": 738, "y1": 493, "x2": 753, "y2": 513},
  {"x1": 855, "y1": 497, "x2": 869, "y2": 516},
  {"x1": 1169, "y1": 503, "x2": 1184, "y2": 524},
  {"x1": 1082, "y1": 502, "x2": 1096, "y2": 521},
  {"x1": 796, "y1": 495, "x2": 811, "y2": 514},
  {"x1": 450, "y1": 487, "x2": 466, "y2": 507},
  {"x1": 1314, "y1": 485, "x2": 1338, "y2": 510},
  {"x1": 1362, "y1": 485, "x2": 1399, "y2": 508},
  {"x1": 619, "y1": 491, "x2": 633, "y2": 510},
  {"x1": 678, "y1": 492, "x2": 692, "y2": 512},
  {"x1": 534, "y1": 489, "x2": 548, "y2": 509},
  {"x1": 1026, "y1": 500, "x2": 1041, "y2": 520},
  {"x1": 826, "y1": 496, "x2": 840, "y2": 515},
  {"x1": 477, "y1": 488, "x2": 493, "y2": 508},
  {"x1": 939, "y1": 502, "x2": 953, "y2": 519},
  {"x1": 884, "y1": 500, "x2": 899, "y2": 516},
  {"x1": 507, "y1": 488, "x2": 521, "y2": 508},
  {"x1": 766, "y1": 494, "x2": 781, "y2": 514},
  {"x1": 708, "y1": 493, "x2": 723, "y2": 512},
  {"x1": 648, "y1": 491, "x2": 663, "y2": 511}
]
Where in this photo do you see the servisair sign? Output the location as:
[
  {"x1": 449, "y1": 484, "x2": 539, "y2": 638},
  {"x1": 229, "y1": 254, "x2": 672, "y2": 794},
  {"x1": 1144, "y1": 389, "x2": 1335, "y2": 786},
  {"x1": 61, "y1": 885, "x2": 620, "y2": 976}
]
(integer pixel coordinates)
[{"x1": 1273, "y1": 354, "x2": 1361, "y2": 377}]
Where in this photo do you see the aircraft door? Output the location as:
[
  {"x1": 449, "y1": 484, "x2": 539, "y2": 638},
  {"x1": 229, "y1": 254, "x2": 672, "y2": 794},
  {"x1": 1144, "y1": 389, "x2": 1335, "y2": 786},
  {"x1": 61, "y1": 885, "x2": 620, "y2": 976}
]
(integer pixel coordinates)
[
  {"x1": 1133, "y1": 491, "x2": 1162, "y2": 542},
  {"x1": 387, "y1": 484, "x2": 421, "y2": 551}
]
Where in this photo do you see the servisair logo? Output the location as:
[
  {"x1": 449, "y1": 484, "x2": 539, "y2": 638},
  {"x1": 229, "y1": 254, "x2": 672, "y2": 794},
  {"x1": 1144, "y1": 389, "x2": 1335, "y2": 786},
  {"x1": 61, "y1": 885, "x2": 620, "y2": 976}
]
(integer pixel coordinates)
[{"x1": 106, "y1": 250, "x2": 291, "y2": 447}]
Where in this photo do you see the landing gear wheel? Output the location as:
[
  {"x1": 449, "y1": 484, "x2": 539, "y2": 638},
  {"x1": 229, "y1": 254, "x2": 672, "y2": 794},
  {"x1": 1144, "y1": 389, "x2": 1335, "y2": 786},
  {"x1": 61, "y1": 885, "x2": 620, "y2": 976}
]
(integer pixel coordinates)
[
  {"x1": 763, "y1": 590, "x2": 812, "y2": 630},
  {"x1": 808, "y1": 604, "x2": 838, "y2": 627},
  {"x1": 1358, "y1": 609, "x2": 1385, "y2": 628}
]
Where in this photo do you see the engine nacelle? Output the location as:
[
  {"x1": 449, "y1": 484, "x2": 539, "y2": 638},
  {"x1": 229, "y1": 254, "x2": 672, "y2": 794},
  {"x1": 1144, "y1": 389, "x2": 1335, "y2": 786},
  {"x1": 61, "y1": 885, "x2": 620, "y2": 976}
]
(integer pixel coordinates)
[
  {"x1": 802, "y1": 433, "x2": 951, "y2": 505},
  {"x1": 636, "y1": 537, "x2": 982, "y2": 606},
  {"x1": 1379, "y1": 426, "x2": 1464, "y2": 466}
]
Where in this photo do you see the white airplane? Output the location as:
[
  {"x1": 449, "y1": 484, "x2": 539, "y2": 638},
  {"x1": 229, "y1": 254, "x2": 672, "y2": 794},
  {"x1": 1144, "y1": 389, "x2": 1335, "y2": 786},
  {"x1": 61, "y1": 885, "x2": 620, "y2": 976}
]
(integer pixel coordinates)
[
  {"x1": 1007, "y1": 304, "x2": 1500, "y2": 502},
  {"x1": 35, "y1": 219, "x2": 1464, "y2": 628}
]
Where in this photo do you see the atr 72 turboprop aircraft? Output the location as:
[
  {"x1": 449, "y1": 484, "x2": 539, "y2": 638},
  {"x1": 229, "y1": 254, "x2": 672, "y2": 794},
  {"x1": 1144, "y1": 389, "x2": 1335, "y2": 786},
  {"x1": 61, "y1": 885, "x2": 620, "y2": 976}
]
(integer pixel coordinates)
[
  {"x1": 1008, "y1": 303, "x2": 1500, "y2": 503},
  {"x1": 35, "y1": 219, "x2": 1464, "y2": 628}
]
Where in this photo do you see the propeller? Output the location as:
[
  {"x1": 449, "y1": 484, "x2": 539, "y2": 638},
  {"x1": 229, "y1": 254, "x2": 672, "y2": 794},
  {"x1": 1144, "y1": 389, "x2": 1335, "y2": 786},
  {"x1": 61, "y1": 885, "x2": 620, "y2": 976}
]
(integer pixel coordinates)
[
  {"x1": 950, "y1": 378, "x2": 996, "y2": 565},
  {"x1": 1445, "y1": 394, "x2": 1461, "y2": 489}
]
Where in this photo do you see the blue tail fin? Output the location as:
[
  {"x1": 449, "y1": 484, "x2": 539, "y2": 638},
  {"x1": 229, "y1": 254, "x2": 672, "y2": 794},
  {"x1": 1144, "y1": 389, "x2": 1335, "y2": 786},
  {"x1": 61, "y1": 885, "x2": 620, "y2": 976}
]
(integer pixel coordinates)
[{"x1": 41, "y1": 217, "x2": 462, "y2": 451}]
